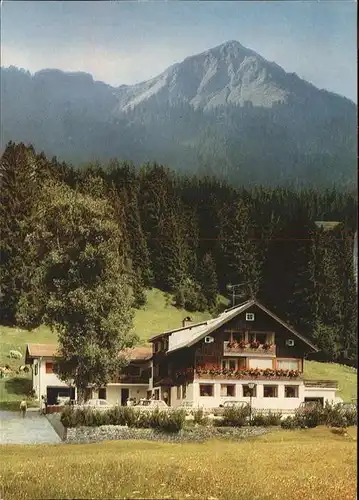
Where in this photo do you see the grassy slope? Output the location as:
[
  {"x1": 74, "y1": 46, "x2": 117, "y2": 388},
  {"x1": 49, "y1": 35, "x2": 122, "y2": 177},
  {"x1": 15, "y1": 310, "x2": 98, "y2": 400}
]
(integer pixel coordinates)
[
  {"x1": 304, "y1": 360, "x2": 357, "y2": 403},
  {"x1": 0, "y1": 288, "x2": 357, "y2": 402},
  {"x1": 1, "y1": 427, "x2": 357, "y2": 500}
]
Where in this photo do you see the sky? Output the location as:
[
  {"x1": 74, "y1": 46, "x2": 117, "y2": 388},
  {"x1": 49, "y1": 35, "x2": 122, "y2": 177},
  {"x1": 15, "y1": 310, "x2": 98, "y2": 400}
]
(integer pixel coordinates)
[{"x1": 1, "y1": 1, "x2": 357, "y2": 101}]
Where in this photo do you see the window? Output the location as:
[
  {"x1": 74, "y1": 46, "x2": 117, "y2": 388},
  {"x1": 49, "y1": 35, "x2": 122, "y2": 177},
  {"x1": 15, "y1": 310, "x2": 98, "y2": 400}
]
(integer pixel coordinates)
[
  {"x1": 200, "y1": 384, "x2": 214, "y2": 397},
  {"x1": 246, "y1": 313, "x2": 255, "y2": 321},
  {"x1": 243, "y1": 385, "x2": 257, "y2": 397},
  {"x1": 249, "y1": 332, "x2": 256, "y2": 342},
  {"x1": 224, "y1": 331, "x2": 232, "y2": 342},
  {"x1": 34, "y1": 363, "x2": 38, "y2": 376},
  {"x1": 256, "y1": 333, "x2": 268, "y2": 344},
  {"x1": 176, "y1": 386, "x2": 181, "y2": 399},
  {"x1": 98, "y1": 388, "x2": 107, "y2": 400},
  {"x1": 238, "y1": 358, "x2": 246, "y2": 369},
  {"x1": 248, "y1": 358, "x2": 273, "y2": 369},
  {"x1": 154, "y1": 341, "x2": 161, "y2": 353},
  {"x1": 263, "y1": 385, "x2": 278, "y2": 398},
  {"x1": 126, "y1": 365, "x2": 141, "y2": 376},
  {"x1": 222, "y1": 359, "x2": 237, "y2": 370},
  {"x1": 182, "y1": 384, "x2": 187, "y2": 399},
  {"x1": 45, "y1": 362, "x2": 53, "y2": 374},
  {"x1": 228, "y1": 359, "x2": 236, "y2": 371},
  {"x1": 220, "y1": 384, "x2": 236, "y2": 397},
  {"x1": 233, "y1": 332, "x2": 245, "y2": 343},
  {"x1": 277, "y1": 359, "x2": 300, "y2": 371},
  {"x1": 285, "y1": 386, "x2": 299, "y2": 398}
]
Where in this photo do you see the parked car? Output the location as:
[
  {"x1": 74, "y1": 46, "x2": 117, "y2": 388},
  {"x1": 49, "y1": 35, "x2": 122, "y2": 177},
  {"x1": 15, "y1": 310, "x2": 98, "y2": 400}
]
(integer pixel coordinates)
[
  {"x1": 77, "y1": 399, "x2": 113, "y2": 410},
  {"x1": 134, "y1": 399, "x2": 168, "y2": 409},
  {"x1": 219, "y1": 401, "x2": 249, "y2": 408},
  {"x1": 337, "y1": 402, "x2": 357, "y2": 412},
  {"x1": 177, "y1": 401, "x2": 196, "y2": 409},
  {"x1": 298, "y1": 401, "x2": 322, "y2": 413},
  {"x1": 56, "y1": 396, "x2": 70, "y2": 406},
  {"x1": 176, "y1": 401, "x2": 202, "y2": 415}
]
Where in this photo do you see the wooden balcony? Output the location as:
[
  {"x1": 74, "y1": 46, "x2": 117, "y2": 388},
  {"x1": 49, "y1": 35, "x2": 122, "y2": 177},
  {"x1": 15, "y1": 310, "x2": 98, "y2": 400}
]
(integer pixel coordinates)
[
  {"x1": 223, "y1": 341, "x2": 276, "y2": 357},
  {"x1": 115, "y1": 373, "x2": 149, "y2": 385}
]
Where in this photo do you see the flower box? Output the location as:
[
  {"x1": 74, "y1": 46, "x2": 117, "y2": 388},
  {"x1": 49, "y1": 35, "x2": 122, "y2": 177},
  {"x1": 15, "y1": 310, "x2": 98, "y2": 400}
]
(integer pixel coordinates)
[
  {"x1": 194, "y1": 367, "x2": 302, "y2": 380},
  {"x1": 224, "y1": 341, "x2": 276, "y2": 356}
]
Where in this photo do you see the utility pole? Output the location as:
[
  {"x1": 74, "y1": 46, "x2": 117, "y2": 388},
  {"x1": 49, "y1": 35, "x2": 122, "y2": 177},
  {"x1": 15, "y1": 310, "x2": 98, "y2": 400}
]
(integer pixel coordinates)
[{"x1": 226, "y1": 282, "x2": 252, "y2": 307}]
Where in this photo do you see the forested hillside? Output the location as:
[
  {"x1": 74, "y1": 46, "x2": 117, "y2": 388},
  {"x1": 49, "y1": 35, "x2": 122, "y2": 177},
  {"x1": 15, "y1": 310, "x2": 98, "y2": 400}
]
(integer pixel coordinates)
[{"x1": 0, "y1": 142, "x2": 357, "y2": 365}]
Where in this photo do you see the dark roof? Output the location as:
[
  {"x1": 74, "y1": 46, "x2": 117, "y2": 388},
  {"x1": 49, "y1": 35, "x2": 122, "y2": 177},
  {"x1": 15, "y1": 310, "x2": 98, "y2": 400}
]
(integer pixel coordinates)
[
  {"x1": 159, "y1": 299, "x2": 319, "y2": 354},
  {"x1": 26, "y1": 344, "x2": 152, "y2": 362}
]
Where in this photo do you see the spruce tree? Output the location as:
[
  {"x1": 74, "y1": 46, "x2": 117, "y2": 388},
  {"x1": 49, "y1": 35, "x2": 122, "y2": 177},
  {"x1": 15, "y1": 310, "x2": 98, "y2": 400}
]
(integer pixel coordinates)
[
  {"x1": 197, "y1": 252, "x2": 218, "y2": 308},
  {"x1": 218, "y1": 199, "x2": 261, "y2": 300}
]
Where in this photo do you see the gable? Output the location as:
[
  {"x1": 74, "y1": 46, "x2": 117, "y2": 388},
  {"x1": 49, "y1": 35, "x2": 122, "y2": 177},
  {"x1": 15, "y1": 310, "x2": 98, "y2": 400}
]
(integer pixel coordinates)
[{"x1": 167, "y1": 299, "x2": 318, "y2": 353}]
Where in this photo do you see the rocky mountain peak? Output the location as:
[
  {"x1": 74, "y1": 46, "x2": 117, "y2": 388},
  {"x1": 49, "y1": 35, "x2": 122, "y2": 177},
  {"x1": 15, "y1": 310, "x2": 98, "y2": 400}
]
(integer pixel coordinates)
[{"x1": 115, "y1": 40, "x2": 292, "y2": 112}]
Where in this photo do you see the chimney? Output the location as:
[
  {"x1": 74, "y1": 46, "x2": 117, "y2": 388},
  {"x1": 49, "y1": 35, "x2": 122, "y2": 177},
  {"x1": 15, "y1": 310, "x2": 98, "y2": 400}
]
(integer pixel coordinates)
[{"x1": 182, "y1": 316, "x2": 193, "y2": 328}]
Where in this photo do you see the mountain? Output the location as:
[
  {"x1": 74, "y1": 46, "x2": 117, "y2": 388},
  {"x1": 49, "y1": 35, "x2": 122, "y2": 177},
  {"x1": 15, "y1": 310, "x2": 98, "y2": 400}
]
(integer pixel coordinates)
[
  {"x1": 114, "y1": 40, "x2": 334, "y2": 112},
  {"x1": 1, "y1": 41, "x2": 357, "y2": 188}
]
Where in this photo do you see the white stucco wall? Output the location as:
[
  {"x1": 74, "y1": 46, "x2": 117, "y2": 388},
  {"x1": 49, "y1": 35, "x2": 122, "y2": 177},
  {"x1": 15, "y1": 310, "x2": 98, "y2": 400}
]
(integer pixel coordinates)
[
  {"x1": 98, "y1": 384, "x2": 149, "y2": 405},
  {"x1": 191, "y1": 379, "x2": 307, "y2": 410},
  {"x1": 170, "y1": 383, "x2": 195, "y2": 407},
  {"x1": 303, "y1": 386, "x2": 338, "y2": 404},
  {"x1": 32, "y1": 358, "x2": 71, "y2": 400}
]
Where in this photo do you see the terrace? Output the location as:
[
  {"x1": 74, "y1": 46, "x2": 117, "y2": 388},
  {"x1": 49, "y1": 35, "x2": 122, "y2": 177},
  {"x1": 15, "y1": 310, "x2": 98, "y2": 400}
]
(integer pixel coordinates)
[{"x1": 303, "y1": 379, "x2": 339, "y2": 389}]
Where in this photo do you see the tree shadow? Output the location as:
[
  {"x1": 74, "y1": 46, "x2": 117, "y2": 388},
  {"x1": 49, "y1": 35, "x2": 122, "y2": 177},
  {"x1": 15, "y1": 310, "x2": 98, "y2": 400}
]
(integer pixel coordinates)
[{"x1": 4, "y1": 376, "x2": 32, "y2": 396}]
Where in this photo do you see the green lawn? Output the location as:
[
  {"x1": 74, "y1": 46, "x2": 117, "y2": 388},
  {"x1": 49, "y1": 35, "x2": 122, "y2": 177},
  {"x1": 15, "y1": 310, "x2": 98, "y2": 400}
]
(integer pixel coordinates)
[
  {"x1": 133, "y1": 288, "x2": 214, "y2": 341},
  {"x1": 304, "y1": 360, "x2": 357, "y2": 403},
  {"x1": 0, "y1": 427, "x2": 356, "y2": 500},
  {"x1": 0, "y1": 288, "x2": 357, "y2": 403}
]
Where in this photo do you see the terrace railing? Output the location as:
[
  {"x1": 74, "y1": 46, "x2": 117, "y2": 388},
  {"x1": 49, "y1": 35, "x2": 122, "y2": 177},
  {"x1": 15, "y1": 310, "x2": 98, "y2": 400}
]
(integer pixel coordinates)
[{"x1": 303, "y1": 379, "x2": 338, "y2": 389}]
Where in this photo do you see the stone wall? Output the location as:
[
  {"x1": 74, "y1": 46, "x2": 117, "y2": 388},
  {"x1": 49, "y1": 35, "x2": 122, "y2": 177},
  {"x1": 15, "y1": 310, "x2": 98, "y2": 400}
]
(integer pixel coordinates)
[
  {"x1": 46, "y1": 413, "x2": 67, "y2": 441},
  {"x1": 65, "y1": 424, "x2": 269, "y2": 444}
]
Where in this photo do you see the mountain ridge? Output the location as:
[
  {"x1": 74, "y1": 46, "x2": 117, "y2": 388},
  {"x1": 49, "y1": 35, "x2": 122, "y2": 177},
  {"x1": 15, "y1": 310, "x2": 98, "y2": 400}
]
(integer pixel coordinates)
[{"x1": 1, "y1": 40, "x2": 356, "y2": 188}]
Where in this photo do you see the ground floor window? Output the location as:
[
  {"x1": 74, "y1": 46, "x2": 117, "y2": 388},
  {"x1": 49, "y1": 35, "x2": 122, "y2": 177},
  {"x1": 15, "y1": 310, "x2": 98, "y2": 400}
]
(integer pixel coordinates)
[
  {"x1": 199, "y1": 384, "x2": 214, "y2": 397},
  {"x1": 176, "y1": 386, "x2": 181, "y2": 399},
  {"x1": 243, "y1": 385, "x2": 257, "y2": 397},
  {"x1": 220, "y1": 384, "x2": 236, "y2": 397},
  {"x1": 285, "y1": 386, "x2": 299, "y2": 398},
  {"x1": 263, "y1": 385, "x2": 278, "y2": 398},
  {"x1": 98, "y1": 388, "x2": 107, "y2": 400},
  {"x1": 182, "y1": 384, "x2": 187, "y2": 399}
]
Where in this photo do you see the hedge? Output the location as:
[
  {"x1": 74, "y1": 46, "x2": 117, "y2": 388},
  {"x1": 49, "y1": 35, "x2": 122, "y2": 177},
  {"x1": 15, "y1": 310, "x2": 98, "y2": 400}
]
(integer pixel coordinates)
[
  {"x1": 281, "y1": 402, "x2": 357, "y2": 430},
  {"x1": 60, "y1": 406, "x2": 186, "y2": 433}
]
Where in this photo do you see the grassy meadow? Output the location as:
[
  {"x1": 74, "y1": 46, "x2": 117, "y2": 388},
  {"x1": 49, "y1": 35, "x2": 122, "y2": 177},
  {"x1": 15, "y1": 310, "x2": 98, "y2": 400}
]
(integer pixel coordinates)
[
  {"x1": 0, "y1": 427, "x2": 357, "y2": 500},
  {"x1": 0, "y1": 288, "x2": 357, "y2": 404}
]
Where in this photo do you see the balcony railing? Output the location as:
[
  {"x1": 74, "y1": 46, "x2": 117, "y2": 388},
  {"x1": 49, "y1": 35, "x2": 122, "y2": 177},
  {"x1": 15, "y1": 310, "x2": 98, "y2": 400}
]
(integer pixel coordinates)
[
  {"x1": 223, "y1": 341, "x2": 276, "y2": 356},
  {"x1": 304, "y1": 379, "x2": 338, "y2": 389},
  {"x1": 115, "y1": 374, "x2": 149, "y2": 384}
]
